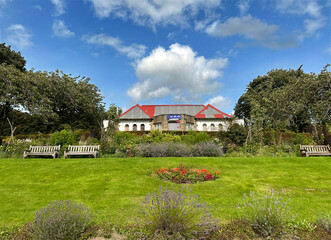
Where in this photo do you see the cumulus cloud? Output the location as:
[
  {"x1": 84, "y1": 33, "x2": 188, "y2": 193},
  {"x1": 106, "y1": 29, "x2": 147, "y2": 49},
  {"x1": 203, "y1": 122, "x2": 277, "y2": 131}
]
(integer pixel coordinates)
[
  {"x1": 88, "y1": 0, "x2": 220, "y2": 26},
  {"x1": 205, "y1": 95, "x2": 231, "y2": 109},
  {"x1": 6, "y1": 24, "x2": 33, "y2": 49},
  {"x1": 52, "y1": 19, "x2": 75, "y2": 38},
  {"x1": 51, "y1": 0, "x2": 65, "y2": 16},
  {"x1": 127, "y1": 43, "x2": 228, "y2": 102},
  {"x1": 82, "y1": 34, "x2": 147, "y2": 59}
]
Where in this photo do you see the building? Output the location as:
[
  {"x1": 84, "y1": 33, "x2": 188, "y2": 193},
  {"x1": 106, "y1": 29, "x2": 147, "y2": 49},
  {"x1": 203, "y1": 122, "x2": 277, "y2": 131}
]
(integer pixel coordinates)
[{"x1": 103, "y1": 104, "x2": 243, "y2": 132}]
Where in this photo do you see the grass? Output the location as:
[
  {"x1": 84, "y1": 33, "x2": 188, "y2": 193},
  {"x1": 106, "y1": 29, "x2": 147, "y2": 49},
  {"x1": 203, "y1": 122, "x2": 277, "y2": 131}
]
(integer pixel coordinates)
[{"x1": 0, "y1": 157, "x2": 330, "y2": 227}]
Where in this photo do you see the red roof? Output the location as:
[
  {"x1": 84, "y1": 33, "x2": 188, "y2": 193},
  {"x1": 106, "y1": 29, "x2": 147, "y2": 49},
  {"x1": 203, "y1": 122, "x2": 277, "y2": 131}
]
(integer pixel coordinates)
[{"x1": 120, "y1": 104, "x2": 233, "y2": 119}]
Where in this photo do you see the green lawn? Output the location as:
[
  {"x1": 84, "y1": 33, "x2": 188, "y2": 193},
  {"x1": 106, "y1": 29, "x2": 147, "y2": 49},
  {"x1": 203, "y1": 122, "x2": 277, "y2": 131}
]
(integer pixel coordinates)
[{"x1": 0, "y1": 157, "x2": 330, "y2": 226}]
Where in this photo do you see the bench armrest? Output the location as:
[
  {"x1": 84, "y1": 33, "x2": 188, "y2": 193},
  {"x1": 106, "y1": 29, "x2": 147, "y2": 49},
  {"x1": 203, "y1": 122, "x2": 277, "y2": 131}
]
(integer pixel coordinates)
[{"x1": 24, "y1": 149, "x2": 31, "y2": 153}]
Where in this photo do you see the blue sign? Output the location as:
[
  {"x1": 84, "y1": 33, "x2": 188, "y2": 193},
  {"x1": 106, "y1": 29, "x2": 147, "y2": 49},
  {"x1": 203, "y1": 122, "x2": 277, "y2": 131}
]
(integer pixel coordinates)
[{"x1": 167, "y1": 114, "x2": 181, "y2": 120}]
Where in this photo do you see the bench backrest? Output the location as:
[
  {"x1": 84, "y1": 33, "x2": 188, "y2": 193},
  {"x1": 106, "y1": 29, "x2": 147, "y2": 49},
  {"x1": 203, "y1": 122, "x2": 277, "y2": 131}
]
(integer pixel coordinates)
[
  {"x1": 29, "y1": 145, "x2": 60, "y2": 153},
  {"x1": 300, "y1": 145, "x2": 330, "y2": 152},
  {"x1": 67, "y1": 145, "x2": 100, "y2": 152}
]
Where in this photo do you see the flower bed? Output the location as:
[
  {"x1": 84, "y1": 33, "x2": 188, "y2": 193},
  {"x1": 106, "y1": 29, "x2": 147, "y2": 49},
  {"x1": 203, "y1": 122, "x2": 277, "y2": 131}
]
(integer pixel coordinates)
[{"x1": 155, "y1": 164, "x2": 220, "y2": 184}]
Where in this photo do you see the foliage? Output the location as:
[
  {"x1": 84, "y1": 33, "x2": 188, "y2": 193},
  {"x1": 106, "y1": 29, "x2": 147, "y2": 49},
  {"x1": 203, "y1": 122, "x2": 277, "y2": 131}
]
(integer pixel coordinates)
[
  {"x1": 136, "y1": 142, "x2": 190, "y2": 157},
  {"x1": 50, "y1": 129, "x2": 78, "y2": 147},
  {"x1": 317, "y1": 215, "x2": 331, "y2": 233},
  {"x1": 182, "y1": 130, "x2": 210, "y2": 145},
  {"x1": 105, "y1": 104, "x2": 122, "y2": 134},
  {"x1": 0, "y1": 43, "x2": 26, "y2": 72},
  {"x1": 234, "y1": 66, "x2": 331, "y2": 134},
  {"x1": 30, "y1": 200, "x2": 92, "y2": 240},
  {"x1": 237, "y1": 190, "x2": 294, "y2": 238},
  {"x1": 0, "y1": 60, "x2": 105, "y2": 137},
  {"x1": 155, "y1": 164, "x2": 220, "y2": 184},
  {"x1": 191, "y1": 141, "x2": 224, "y2": 157},
  {"x1": 133, "y1": 187, "x2": 219, "y2": 239},
  {"x1": 136, "y1": 141, "x2": 223, "y2": 157}
]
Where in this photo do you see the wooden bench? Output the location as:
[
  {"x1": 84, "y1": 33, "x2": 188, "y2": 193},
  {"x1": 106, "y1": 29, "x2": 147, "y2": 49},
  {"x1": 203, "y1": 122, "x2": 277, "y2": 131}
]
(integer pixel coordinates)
[
  {"x1": 23, "y1": 145, "x2": 60, "y2": 159},
  {"x1": 64, "y1": 145, "x2": 100, "y2": 158},
  {"x1": 300, "y1": 145, "x2": 331, "y2": 157}
]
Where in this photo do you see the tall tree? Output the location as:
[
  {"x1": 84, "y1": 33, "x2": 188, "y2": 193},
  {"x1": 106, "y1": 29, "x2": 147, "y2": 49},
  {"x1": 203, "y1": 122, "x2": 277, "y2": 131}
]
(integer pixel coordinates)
[
  {"x1": 234, "y1": 66, "x2": 330, "y2": 132},
  {"x1": 0, "y1": 43, "x2": 26, "y2": 72}
]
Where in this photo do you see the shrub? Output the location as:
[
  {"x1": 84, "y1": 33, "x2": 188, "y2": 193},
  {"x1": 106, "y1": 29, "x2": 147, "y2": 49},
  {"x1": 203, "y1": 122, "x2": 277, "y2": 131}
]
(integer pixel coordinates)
[
  {"x1": 30, "y1": 200, "x2": 92, "y2": 240},
  {"x1": 237, "y1": 190, "x2": 294, "y2": 238},
  {"x1": 134, "y1": 187, "x2": 219, "y2": 239},
  {"x1": 182, "y1": 131, "x2": 211, "y2": 145},
  {"x1": 136, "y1": 142, "x2": 191, "y2": 157},
  {"x1": 155, "y1": 164, "x2": 220, "y2": 184},
  {"x1": 191, "y1": 141, "x2": 223, "y2": 157},
  {"x1": 50, "y1": 129, "x2": 77, "y2": 147},
  {"x1": 317, "y1": 215, "x2": 331, "y2": 233}
]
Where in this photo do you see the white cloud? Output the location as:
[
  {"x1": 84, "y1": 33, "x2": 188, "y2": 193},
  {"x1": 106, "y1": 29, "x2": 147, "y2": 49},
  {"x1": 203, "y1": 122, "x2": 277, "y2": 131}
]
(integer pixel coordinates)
[
  {"x1": 6, "y1": 24, "x2": 33, "y2": 49},
  {"x1": 275, "y1": 0, "x2": 322, "y2": 18},
  {"x1": 33, "y1": 5, "x2": 42, "y2": 11},
  {"x1": 127, "y1": 43, "x2": 228, "y2": 102},
  {"x1": 88, "y1": 0, "x2": 220, "y2": 26},
  {"x1": 51, "y1": 0, "x2": 65, "y2": 16},
  {"x1": 304, "y1": 17, "x2": 326, "y2": 35},
  {"x1": 52, "y1": 19, "x2": 75, "y2": 38},
  {"x1": 205, "y1": 95, "x2": 231, "y2": 109},
  {"x1": 238, "y1": 0, "x2": 250, "y2": 15},
  {"x1": 82, "y1": 34, "x2": 147, "y2": 59},
  {"x1": 204, "y1": 15, "x2": 278, "y2": 41}
]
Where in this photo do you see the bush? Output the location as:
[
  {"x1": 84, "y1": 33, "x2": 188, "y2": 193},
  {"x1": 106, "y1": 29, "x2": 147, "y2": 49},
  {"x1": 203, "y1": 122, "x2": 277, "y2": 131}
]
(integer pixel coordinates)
[
  {"x1": 191, "y1": 141, "x2": 223, "y2": 157},
  {"x1": 30, "y1": 200, "x2": 92, "y2": 240},
  {"x1": 134, "y1": 187, "x2": 219, "y2": 239},
  {"x1": 237, "y1": 190, "x2": 294, "y2": 238},
  {"x1": 317, "y1": 215, "x2": 331, "y2": 233},
  {"x1": 50, "y1": 129, "x2": 78, "y2": 147},
  {"x1": 136, "y1": 142, "x2": 191, "y2": 157},
  {"x1": 182, "y1": 131, "x2": 211, "y2": 145}
]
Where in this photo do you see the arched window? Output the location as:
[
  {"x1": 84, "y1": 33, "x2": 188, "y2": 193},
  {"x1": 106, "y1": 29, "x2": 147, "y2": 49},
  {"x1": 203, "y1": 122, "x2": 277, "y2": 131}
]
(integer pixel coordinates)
[
  {"x1": 141, "y1": 124, "x2": 145, "y2": 131},
  {"x1": 203, "y1": 124, "x2": 207, "y2": 131},
  {"x1": 125, "y1": 124, "x2": 129, "y2": 131},
  {"x1": 211, "y1": 124, "x2": 215, "y2": 131},
  {"x1": 218, "y1": 124, "x2": 223, "y2": 131},
  {"x1": 133, "y1": 124, "x2": 137, "y2": 131}
]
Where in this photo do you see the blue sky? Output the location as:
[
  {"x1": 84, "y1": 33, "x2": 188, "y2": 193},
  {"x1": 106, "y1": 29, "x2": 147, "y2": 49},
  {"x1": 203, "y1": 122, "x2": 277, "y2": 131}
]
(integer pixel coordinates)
[{"x1": 0, "y1": 0, "x2": 330, "y2": 114}]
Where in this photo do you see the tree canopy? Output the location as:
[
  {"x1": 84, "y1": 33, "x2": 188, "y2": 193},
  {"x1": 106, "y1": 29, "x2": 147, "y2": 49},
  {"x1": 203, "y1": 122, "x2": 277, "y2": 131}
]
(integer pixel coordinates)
[
  {"x1": 0, "y1": 45, "x2": 106, "y2": 136},
  {"x1": 0, "y1": 43, "x2": 26, "y2": 72},
  {"x1": 234, "y1": 66, "x2": 331, "y2": 132}
]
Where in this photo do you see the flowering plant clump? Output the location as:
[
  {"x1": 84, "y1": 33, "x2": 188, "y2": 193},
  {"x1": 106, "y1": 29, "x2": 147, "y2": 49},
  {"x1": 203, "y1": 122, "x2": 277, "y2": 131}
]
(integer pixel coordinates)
[{"x1": 155, "y1": 164, "x2": 220, "y2": 184}]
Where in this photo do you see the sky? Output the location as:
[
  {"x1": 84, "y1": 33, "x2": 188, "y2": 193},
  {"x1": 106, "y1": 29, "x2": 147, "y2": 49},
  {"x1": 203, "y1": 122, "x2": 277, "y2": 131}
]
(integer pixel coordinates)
[{"x1": 0, "y1": 0, "x2": 330, "y2": 114}]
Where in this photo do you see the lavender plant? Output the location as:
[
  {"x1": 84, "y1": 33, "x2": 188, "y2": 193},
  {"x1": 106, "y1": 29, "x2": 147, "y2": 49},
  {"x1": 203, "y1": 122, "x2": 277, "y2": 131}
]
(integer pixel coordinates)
[
  {"x1": 134, "y1": 187, "x2": 219, "y2": 239},
  {"x1": 31, "y1": 200, "x2": 92, "y2": 240},
  {"x1": 237, "y1": 190, "x2": 294, "y2": 237}
]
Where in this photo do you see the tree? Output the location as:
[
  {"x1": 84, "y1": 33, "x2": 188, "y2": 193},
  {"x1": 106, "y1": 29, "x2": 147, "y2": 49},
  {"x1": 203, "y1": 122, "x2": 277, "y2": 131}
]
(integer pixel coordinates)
[
  {"x1": 105, "y1": 104, "x2": 122, "y2": 134},
  {"x1": 0, "y1": 43, "x2": 26, "y2": 72},
  {"x1": 234, "y1": 65, "x2": 331, "y2": 143}
]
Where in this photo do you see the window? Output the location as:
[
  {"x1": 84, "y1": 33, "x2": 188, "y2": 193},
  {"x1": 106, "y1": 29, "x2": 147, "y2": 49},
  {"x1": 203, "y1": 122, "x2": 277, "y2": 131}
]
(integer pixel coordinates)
[
  {"x1": 218, "y1": 124, "x2": 223, "y2": 131},
  {"x1": 125, "y1": 124, "x2": 129, "y2": 131},
  {"x1": 203, "y1": 124, "x2": 207, "y2": 131},
  {"x1": 133, "y1": 124, "x2": 137, "y2": 131},
  {"x1": 211, "y1": 124, "x2": 215, "y2": 131},
  {"x1": 141, "y1": 124, "x2": 145, "y2": 131}
]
